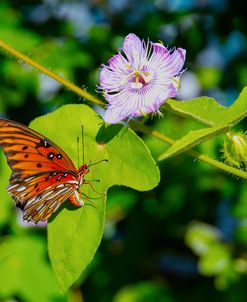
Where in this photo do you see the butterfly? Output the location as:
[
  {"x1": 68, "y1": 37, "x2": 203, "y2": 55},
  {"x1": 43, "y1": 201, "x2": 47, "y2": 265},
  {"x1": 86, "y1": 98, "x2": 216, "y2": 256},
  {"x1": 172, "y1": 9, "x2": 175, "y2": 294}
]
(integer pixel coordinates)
[{"x1": 0, "y1": 118, "x2": 91, "y2": 223}]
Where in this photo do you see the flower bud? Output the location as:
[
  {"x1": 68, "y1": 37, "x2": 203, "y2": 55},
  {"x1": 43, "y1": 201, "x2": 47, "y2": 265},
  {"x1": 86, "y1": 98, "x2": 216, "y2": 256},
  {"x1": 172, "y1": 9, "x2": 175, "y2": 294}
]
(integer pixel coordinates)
[{"x1": 222, "y1": 132, "x2": 247, "y2": 169}]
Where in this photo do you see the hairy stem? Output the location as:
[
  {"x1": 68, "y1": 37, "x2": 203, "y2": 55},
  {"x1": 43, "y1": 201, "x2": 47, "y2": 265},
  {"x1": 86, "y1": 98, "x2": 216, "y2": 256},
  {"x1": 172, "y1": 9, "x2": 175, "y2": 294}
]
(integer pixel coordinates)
[
  {"x1": 130, "y1": 121, "x2": 247, "y2": 180},
  {"x1": 0, "y1": 39, "x2": 105, "y2": 107}
]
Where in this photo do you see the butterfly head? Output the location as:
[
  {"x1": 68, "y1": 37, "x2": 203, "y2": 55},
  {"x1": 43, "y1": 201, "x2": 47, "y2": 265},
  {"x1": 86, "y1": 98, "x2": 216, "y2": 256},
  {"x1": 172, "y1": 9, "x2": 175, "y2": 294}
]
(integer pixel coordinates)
[{"x1": 78, "y1": 164, "x2": 89, "y2": 176}]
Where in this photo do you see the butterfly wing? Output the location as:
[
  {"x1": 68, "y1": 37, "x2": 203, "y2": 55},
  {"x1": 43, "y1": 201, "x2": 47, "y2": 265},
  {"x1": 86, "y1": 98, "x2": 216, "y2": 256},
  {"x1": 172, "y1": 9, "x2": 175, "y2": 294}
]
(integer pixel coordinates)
[
  {"x1": 8, "y1": 172, "x2": 79, "y2": 222},
  {"x1": 0, "y1": 118, "x2": 77, "y2": 179},
  {"x1": 0, "y1": 118, "x2": 80, "y2": 223}
]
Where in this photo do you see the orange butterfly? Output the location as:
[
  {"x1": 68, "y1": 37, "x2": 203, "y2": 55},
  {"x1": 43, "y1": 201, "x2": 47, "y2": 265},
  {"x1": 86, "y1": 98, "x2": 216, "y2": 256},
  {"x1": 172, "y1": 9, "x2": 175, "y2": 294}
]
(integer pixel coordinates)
[{"x1": 0, "y1": 118, "x2": 90, "y2": 223}]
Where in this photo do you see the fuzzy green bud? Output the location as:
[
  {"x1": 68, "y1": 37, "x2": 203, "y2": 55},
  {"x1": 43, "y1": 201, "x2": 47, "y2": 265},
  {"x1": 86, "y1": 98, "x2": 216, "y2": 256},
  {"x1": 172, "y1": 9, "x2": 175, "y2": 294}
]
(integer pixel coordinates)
[{"x1": 222, "y1": 132, "x2": 247, "y2": 169}]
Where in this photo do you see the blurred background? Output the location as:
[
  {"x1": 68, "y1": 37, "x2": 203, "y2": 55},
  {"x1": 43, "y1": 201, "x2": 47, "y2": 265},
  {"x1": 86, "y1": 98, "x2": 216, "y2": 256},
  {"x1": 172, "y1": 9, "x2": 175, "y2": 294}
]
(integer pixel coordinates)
[{"x1": 0, "y1": 0, "x2": 247, "y2": 301}]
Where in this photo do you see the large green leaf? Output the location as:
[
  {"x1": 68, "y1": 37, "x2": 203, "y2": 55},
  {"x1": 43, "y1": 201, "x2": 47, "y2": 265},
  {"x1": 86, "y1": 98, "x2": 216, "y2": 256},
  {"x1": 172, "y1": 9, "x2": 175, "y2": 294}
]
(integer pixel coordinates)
[
  {"x1": 159, "y1": 87, "x2": 247, "y2": 160},
  {"x1": 30, "y1": 104, "x2": 160, "y2": 292}
]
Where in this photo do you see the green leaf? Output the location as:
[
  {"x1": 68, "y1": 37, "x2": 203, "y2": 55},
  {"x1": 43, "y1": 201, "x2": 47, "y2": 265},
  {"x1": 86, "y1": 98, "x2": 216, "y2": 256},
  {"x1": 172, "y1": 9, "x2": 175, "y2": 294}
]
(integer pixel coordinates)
[
  {"x1": 165, "y1": 96, "x2": 225, "y2": 126},
  {"x1": 166, "y1": 87, "x2": 247, "y2": 127},
  {"x1": 0, "y1": 235, "x2": 66, "y2": 302},
  {"x1": 159, "y1": 87, "x2": 247, "y2": 160},
  {"x1": 217, "y1": 86, "x2": 247, "y2": 127},
  {"x1": 158, "y1": 125, "x2": 226, "y2": 161},
  {"x1": 0, "y1": 151, "x2": 12, "y2": 226},
  {"x1": 30, "y1": 104, "x2": 160, "y2": 292}
]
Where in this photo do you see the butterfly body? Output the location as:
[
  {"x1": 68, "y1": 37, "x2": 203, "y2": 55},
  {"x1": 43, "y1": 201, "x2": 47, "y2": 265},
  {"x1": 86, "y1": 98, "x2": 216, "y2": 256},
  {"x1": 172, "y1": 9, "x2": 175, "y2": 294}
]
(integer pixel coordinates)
[{"x1": 0, "y1": 118, "x2": 89, "y2": 223}]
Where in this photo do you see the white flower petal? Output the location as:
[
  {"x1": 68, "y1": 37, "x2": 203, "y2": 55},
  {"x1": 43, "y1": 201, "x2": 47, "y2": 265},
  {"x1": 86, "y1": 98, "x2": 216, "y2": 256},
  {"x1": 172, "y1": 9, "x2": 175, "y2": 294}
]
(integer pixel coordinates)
[
  {"x1": 122, "y1": 33, "x2": 147, "y2": 70},
  {"x1": 99, "y1": 33, "x2": 186, "y2": 123}
]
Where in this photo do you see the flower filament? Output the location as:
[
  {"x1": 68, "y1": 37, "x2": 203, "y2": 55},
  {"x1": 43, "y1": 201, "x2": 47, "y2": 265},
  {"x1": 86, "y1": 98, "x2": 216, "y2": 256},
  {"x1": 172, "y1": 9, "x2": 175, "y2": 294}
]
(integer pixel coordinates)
[{"x1": 121, "y1": 64, "x2": 153, "y2": 89}]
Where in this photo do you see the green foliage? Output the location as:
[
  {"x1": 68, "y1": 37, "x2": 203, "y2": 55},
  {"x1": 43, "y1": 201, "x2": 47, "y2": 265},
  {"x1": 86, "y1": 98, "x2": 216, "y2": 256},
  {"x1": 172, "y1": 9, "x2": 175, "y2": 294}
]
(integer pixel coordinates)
[
  {"x1": 0, "y1": 235, "x2": 66, "y2": 302},
  {"x1": 166, "y1": 87, "x2": 247, "y2": 127},
  {"x1": 113, "y1": 281, "x2": 173, "y2": 302},
  {"x1": 165, "y1": 96, "x2": 225, "y2": 126},
  {"x1": 185, "y1": 222, "x2": 238, "y2": 290},
  {"x1": 197, "y1": 67, "x2": 222, "y2": 90},
  {"x1": 0, "y1": 151, "x2": 12, "y2": 226},
  {"x1": 158, "y1": 125, "x2": 225, "y2": 161},
  {"x1": 30, "y1": 104, "x2": 160, "y2": 291},
  {"x1": 0, "y1": 2, "x2": 41, "y2": 52},
  {"x1": 159, "y1": 87, "x2": 247, "y2": 160}
]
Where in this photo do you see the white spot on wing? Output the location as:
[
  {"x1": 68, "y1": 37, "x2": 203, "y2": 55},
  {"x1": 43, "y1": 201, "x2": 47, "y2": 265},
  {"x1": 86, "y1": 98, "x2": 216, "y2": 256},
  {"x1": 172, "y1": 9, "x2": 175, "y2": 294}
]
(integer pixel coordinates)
[
  {"x1": 42, "y1": 190, "x2": 54, "y2": 199},
  {"x1": 24, "y1": 176, "x2": 35, "y2": 182},
  {"x1": 56, "y1": 184, "x2": 65, "y2": 189},
  {"x1": 49, "y1": 200, "x2": 58, "y2": 209},
  {"x1": 53, "y1": 202, "x2": 61, "y2": 212},
  {"x1": 67, "y1": 180, "x2": 79, "y2": 185},
  {"x1": 7, "y1": 183, "x2": 19, "y2": 191},
  {"x1": 16, "y1": 186, "x2": 26, "y2": 192},
  {"x1": 25, "y1": 197, "x2": 37, "y2": 207},
  {"x1": 46, "y1": 188, "x2": 69, "y2": 200},
  {"x1": 36, "y1": 204, "x2": 45, "y2": 212}
]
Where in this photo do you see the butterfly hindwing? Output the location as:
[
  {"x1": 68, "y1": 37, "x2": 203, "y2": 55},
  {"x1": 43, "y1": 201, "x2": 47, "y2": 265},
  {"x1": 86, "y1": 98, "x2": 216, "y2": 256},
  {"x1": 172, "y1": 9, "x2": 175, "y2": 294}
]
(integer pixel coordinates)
[{"x1": 8, "y1": 171, "x2": 79, "y2": 223}]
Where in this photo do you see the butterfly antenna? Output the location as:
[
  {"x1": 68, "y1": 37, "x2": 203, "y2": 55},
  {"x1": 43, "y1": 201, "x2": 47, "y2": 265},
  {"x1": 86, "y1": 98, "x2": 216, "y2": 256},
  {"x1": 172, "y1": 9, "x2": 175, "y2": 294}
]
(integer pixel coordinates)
[
  {"x1": 88, "y1": 159, "x2": 108, "y2": 167},
  {"x1": 81, "y1": 125, "x2": 85, "y2": 165},
  {"x1": 77, "y1": 136, "x2": 80, "y2": 168}
]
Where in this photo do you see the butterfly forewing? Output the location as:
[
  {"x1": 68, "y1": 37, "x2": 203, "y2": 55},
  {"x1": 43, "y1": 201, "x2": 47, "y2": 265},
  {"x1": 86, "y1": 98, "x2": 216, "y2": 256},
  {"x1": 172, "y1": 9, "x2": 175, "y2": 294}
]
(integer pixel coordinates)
[{"x1": 0, "y1": 118, "x2": 77, "y2": 179}]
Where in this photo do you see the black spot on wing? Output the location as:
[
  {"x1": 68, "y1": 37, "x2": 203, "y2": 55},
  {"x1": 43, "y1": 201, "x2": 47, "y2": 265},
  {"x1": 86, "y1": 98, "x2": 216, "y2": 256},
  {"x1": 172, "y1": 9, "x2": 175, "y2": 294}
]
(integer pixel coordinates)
[
  {"x1": 37, "y1": 139, "x2": 51, "y2": 148},
  {"x1": 47, "y1": 152, "x2": 55, "y2": 160},
  {"x1": 56, "y1": 153, "x2": 62, "y2": 159}
]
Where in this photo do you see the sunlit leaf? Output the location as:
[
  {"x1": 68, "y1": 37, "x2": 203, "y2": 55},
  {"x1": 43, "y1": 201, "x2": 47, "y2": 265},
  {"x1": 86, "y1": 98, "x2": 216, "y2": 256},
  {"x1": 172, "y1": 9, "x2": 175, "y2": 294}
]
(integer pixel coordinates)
[
  {"x1": 165, "y1": 96, "x2": 225, "y2": 126},
  {"x1": 30, "y1": 104, "x2": 160, "y2": 292},
  {"x1": 158, "y1": 125, "x2": 226, "y2": 161},
  {"x1": 166, "y1": 87, "x2": 247, "y2": 127},
  {"x1": 160, "y1": 87, "x2": 247, "y2": 160}
]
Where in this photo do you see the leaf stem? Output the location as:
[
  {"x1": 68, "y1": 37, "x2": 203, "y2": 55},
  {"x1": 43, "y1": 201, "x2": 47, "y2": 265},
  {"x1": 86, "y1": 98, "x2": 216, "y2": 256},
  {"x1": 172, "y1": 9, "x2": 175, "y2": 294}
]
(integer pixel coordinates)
[
  {"x1": 0, "y1": 39, "x2": 105, "y2": 107},
  {"x1": 130, "y1": 121, "x2": 247, "y2": 180},
  {"x1": 1, "y1": 40, "x2": 246, "y2": 179}
]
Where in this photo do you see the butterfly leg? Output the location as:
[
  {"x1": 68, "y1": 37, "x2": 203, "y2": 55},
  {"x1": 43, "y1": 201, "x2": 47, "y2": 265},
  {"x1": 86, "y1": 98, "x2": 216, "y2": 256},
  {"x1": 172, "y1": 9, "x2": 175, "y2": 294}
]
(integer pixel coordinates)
[
  {"x1": 83, "y1": 180, "x2": 104, "y2": 197},
  {"x1": 79, "y1": 191, "x2": 97, "y2": 209}
]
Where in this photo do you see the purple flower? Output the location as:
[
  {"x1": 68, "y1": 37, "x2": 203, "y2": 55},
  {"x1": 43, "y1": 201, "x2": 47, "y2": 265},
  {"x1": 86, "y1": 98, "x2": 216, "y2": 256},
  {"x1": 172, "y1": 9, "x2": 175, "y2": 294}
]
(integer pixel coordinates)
[{"x1": 99, "y1": 33, "x2": 186, "y2": 124}]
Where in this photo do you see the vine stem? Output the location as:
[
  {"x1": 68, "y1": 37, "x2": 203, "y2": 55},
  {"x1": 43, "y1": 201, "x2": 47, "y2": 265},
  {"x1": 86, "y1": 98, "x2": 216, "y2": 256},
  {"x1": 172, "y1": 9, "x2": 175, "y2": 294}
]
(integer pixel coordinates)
[
  {"x1": 1, "y1": 39, "x2": 247, "y2": 180},
  {"x1": 0, "y1": 39, "x2": 105, "y2": 107},
  {"x1": 130, "y1": 121, "x2": 247, "y2": 180}
]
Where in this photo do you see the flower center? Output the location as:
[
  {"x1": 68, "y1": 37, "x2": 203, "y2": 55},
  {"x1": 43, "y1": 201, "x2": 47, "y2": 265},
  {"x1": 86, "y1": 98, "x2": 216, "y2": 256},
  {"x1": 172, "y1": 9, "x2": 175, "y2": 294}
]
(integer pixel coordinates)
[{"x1": 128, "y1": 70, "x2": 153, "y2": 89}]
